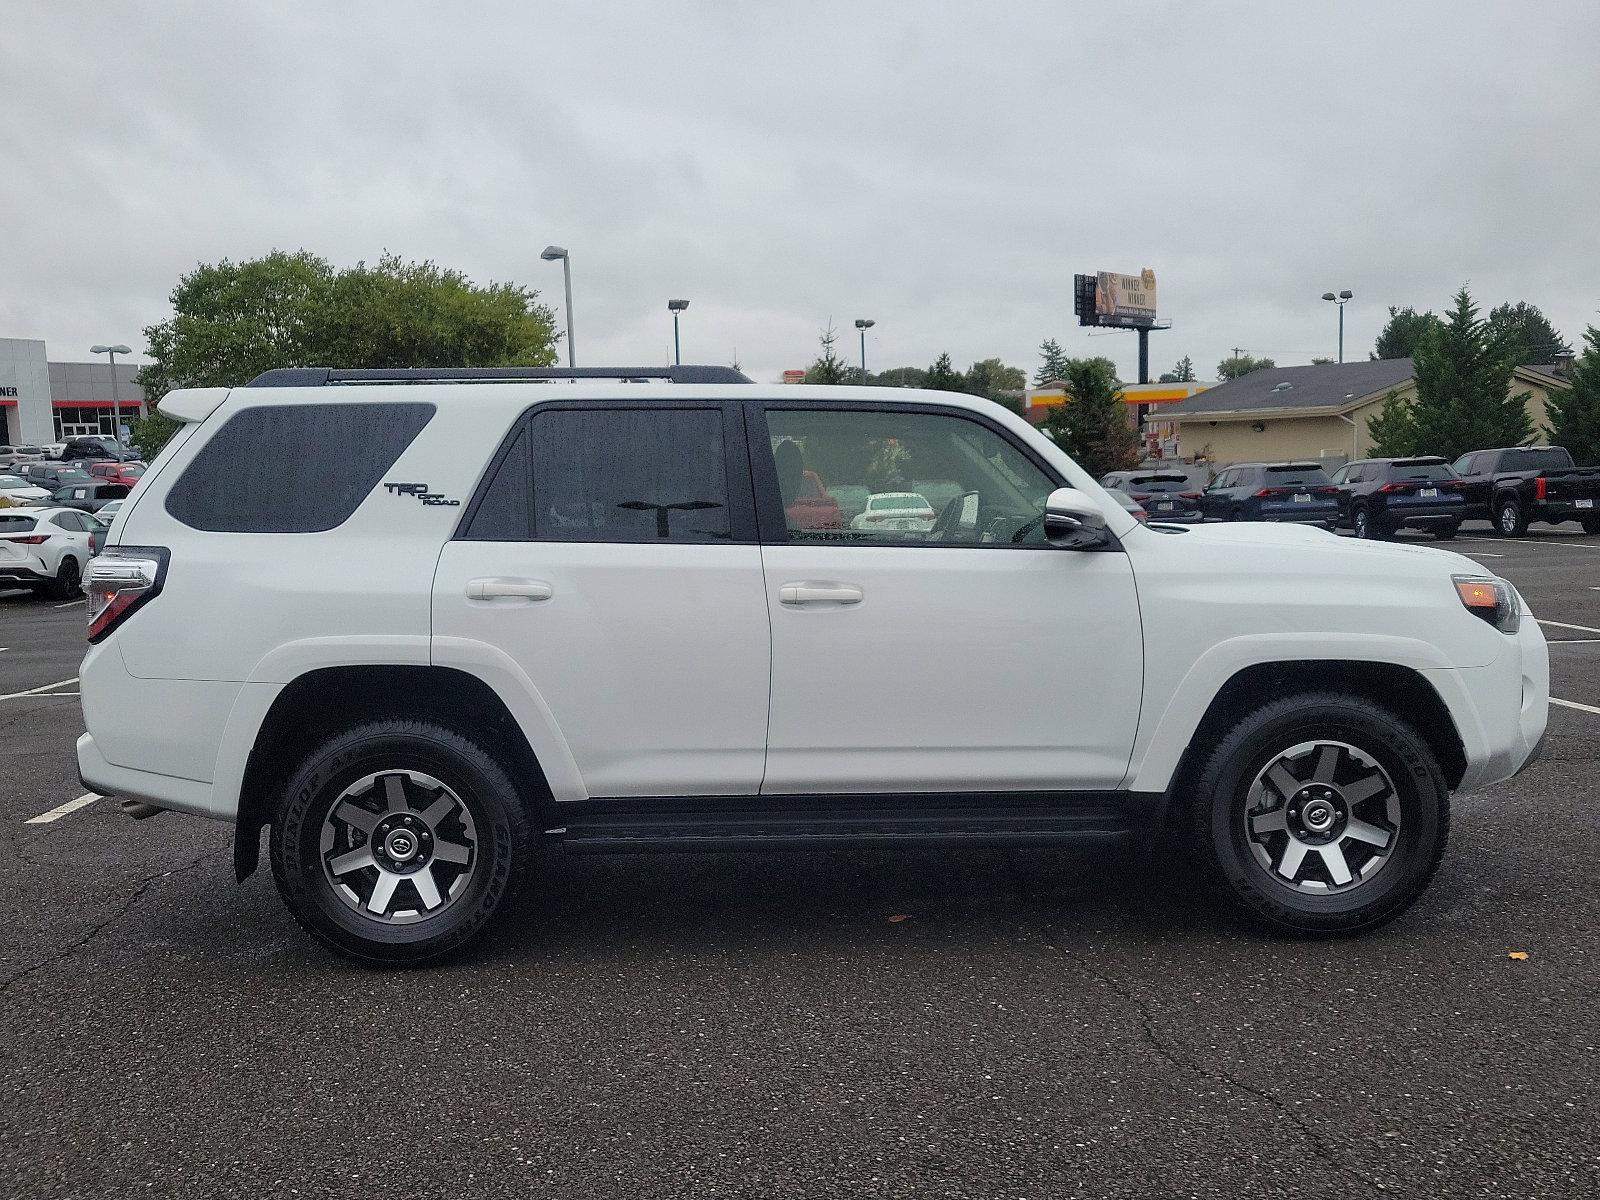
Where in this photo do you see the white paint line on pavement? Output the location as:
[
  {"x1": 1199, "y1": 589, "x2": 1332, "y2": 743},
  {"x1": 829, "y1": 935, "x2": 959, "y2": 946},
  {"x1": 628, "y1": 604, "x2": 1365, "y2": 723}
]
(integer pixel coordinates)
[
  {"x1": 1552, "y1": 697, "x2": 1600, "y2": 717},
  {"x1": 1538, "y1": 618, "x2": 1600, "y2": 635},
  {"x1": 25, "y1": 793, "x2": 100, "y2": 825},
  {"x1": 52, "y1": 598, "x2": 83, "y2": 609},
  {"x1": 0, "y1": 676, "x2": 80, "y2": 701},
  {"x1": 1457, "y1": 535, "x2": 1600, "y2": 550},
  {"x1": 1548, "y1": 639, "x2": 1600, "y2": 645}
]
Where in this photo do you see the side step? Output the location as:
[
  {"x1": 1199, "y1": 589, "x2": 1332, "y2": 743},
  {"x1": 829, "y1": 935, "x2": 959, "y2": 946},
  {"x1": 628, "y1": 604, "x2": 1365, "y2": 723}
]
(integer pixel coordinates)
[{"x1": 548, "y1": 791, "x2": 1160, "y2": 854}]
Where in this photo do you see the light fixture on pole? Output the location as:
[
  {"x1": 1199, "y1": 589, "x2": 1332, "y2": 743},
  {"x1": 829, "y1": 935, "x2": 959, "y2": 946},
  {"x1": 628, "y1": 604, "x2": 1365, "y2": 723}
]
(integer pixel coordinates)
[
  {"x1": 541, "y1": 246, "x2": 575, "y2": 367},
  {"x1": 89, "y1": 343, "x2": 133, "y2": 453},
  {"x1": 854, "y1": 318, "x2": 875, "y2": 375},
  {"x1": 667, "y1": 299, "x2": 689, "y2": 366},
  {"x1": 1321, "y1": 290, "x2": 1353, "y2": 363}
]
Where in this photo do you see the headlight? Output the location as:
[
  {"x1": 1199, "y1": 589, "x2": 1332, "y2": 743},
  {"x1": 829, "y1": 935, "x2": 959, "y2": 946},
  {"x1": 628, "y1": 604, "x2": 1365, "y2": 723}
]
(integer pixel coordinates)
[{"x1": 1453, "y1": 574, "x2": 1520, "y2": 633}]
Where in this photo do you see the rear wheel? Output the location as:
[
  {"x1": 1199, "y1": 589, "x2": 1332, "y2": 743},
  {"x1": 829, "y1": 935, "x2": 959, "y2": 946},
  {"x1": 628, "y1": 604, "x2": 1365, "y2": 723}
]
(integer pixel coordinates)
[
  {"x1": 1496, "y1": 495, "x2": 1528, "y2": 536},
  {"x1": 1185, "y1": 692, "x2": 1449, "y2": 936},
  {"x1": 269, "y1": 720, "x2": 533, "y2": 965},
  {"x1": 49, "y1": 555, "x2": 81, "y2": 600},
  {"x1": 1352, "y1": 505, "x2": 1386, "y2": 540},
  {"x1": 1581, "y1": 514, "x2": 1600, "y2": 536}
]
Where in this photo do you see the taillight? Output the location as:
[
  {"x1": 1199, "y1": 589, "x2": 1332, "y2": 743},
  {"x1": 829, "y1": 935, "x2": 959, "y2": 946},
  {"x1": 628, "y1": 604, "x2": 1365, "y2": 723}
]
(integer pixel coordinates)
[
  {"x1": 1318, "y1": 487, "x2": 1340, "y2": 495},
  {"x1": 1130, "y1": 492, "x2": 1153, "y2": 501},
  {"x1": 1534, "y1": 477, "x2": 1547, "y2": 500},
  {"x1": 1252, "y1": 488, "x2": 1272, "y2": 498},
  {"x1": 1180, "y1": 491, "x2": 1202, "y2": 500},
  {"x1": 84, "y1": 546, "x2": 168, "y2": 643},
  {"x1": 1376, "y1": 483, "x2": 1402, "y2": 494},
  {"x1": 4, "y1": 534, "x2": 48, "y2": 545}
]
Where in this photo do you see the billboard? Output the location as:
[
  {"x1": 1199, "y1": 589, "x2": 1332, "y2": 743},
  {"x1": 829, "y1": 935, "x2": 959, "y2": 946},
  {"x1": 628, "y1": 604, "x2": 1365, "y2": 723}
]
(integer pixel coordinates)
[{"x1": 1094, "y1": 269, "x2": 1157, "y2": 323}]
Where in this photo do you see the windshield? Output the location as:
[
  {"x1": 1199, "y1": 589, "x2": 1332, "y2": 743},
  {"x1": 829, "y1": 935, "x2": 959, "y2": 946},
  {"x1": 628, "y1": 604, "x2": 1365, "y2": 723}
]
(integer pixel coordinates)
[
  {"x1": 0, "y1": 475, "x2": 29, "y2": 488},
  {"x1": 1265, "y1": 465, "x2": 1332, "y2": 486}
]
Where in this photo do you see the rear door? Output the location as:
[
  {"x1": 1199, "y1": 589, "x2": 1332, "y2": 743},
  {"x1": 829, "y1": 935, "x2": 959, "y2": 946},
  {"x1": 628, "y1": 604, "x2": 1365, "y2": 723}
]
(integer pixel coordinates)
[
  {"x1": 749, "y1": 400, "x2": 1142, "y2": 794},
  {"x1": 431, "y1": 401, "x2": 772, "y2": 799}
]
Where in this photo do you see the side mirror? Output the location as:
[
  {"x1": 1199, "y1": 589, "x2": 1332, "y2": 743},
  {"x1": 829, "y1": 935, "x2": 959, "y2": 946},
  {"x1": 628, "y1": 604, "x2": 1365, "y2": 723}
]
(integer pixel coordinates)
[{"x1": 1043, "y1": 487, "x2": 1110, "y2": 549}]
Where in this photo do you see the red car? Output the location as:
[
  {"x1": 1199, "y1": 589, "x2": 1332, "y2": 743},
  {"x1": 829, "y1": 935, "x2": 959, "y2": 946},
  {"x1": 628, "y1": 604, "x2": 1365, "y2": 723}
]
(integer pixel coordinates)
[
  {"x1": 88, "y1": 461, "x2": 146, "y2": 488},
  {"x1": 785, "y1": 468, "x2": 843, "y2": 530}
]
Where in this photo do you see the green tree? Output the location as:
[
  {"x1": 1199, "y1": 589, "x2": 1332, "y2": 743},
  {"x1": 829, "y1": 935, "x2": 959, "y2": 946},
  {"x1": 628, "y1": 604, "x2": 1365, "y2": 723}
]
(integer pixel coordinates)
[
  {"x1": 1487, "y1": 301, "x2": 1570, "y2": 366},
  {"x1": 1371, "y1": 306, "x2": 1442, "y2": 360},
  {"x1": 1035, "y1": 337, "x2": 1072, "y2": 385},
  {"x1": 1409, "y1": 288, "x2": 1533, "y2": 458},
  {"x1": 1216, "y1": 353, "x2": 1276, "y2": 380},
  {"x1": 1545, "y1": 325, "x2": 1600, "y2": 466},
  {"x1": 1042, "y1": 357, "x2": 1140, "y2": 477},
  {"x1": 1310, "y1": 357, "x2": 1334, "y2": 365},
  {"x1": 963, "y1": 357, "x2": 1027, "y2": 408},
  {"x1": 923, "y1": 352, "x2": 965, "y2": 392},
  {"x1": 136, "y1": 249, "x2": 560, "y2": 454},
  {"x1": 872, "y1": 366, "x2": 927, "y2": 389},
  {"x1": 804, "y1": 322, "x2": 851, "y2": 384},
  {"x1": 1158, "y1": 355, "x2": 1196, "y2": 383},
  {"x1": 1364, "y1": 389, "x2": 1419, "y2": 457}
]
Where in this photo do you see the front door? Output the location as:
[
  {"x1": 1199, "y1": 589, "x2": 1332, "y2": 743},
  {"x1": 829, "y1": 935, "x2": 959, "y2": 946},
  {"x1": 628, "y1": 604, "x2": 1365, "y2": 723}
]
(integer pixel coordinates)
[
  {"x1": 432, "y1": 401, "x2": 771, "y2": 799},
  {"x1": 749, "y1": 402, "x2": 1143, "y2": 795}
]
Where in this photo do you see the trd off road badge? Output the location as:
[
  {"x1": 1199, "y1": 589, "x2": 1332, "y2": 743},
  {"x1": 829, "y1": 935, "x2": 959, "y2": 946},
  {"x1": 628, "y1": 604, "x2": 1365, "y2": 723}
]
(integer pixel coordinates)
[{"x1": 383, "y1": 482, "x2": 461, "y2": 507}]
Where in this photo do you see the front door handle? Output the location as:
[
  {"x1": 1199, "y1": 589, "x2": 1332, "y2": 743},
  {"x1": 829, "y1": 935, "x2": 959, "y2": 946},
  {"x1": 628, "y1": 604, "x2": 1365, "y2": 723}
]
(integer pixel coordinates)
[
  {"x1": 466, "y1": 577, "x2": 553, "y2": 601},
  {"x1": 779, "y1": 581, "x2": 863, "y2": 606}
]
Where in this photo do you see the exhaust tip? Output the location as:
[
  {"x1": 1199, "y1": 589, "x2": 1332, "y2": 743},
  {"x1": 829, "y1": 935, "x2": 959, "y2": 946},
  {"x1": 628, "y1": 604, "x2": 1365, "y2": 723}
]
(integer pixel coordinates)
[{"x1": 119, "y1": 799, "x2": 165, "y2": 820}]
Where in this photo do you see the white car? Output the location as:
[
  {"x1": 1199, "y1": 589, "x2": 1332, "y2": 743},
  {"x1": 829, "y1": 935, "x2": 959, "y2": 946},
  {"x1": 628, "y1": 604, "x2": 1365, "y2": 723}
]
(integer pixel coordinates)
[
  {"x1": 94, "y1": 498, "x2": 126, "y2": 523},
  {"x1": 0, "y1": 473, "x2": 52, "y2": 504},
  {"x1": 0, "y1": 505, "x2": 96, "y2": 597},
  {"x1": 42, "y1": 443, "x2": 68, "y2": 461},
  {"x1": 0, "y1": 444, "x2": 46, "y2": 469},
  {"x1": 79, "y1": 367, "x2": 1548, "y2": 965},
  {"x1": 849, "y1": 491, "x2": 937, "y2": 533}
]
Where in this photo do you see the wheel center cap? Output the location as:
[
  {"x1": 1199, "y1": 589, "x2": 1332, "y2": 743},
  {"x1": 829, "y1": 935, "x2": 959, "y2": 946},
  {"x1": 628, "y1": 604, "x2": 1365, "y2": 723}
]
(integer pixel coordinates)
[
  {"x1": 1302, "y1": 799, "x2": 1336, "y2": 832},
  {"x1": 385, "y1": 829, "x2": 419, "y2": 861}
]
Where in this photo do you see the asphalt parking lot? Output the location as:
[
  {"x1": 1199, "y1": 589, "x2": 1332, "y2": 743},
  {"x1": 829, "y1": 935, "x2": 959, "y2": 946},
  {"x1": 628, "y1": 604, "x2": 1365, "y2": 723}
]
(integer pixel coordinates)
[{"x1": 1, "y1": 525, "x2": 1597, "y2": 1200}]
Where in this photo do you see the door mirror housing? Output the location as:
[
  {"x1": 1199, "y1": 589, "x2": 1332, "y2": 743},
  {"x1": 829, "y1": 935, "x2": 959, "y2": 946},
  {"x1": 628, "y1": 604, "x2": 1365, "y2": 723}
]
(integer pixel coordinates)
[{"x1": 1043, "y1": 487, "x2": 1110, "y2": 549}]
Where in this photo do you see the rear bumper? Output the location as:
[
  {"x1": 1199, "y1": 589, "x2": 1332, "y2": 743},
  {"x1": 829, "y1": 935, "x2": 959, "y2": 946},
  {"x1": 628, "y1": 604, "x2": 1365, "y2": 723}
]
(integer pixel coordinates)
[
  {"x1": 1387, "y1": 505, "x2": 1465, "y2": 526},
  {"x1": 0, "y1": 563, "x2": 48, "y2": 581},
  {"x1": 77, "y1": 732, "x2": 224, "y2": 819}
]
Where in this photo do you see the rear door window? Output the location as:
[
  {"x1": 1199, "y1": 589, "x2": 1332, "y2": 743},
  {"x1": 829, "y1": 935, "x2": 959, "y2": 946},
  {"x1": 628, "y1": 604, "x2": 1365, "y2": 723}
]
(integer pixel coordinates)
[{"x1": 165, "y1": 402, "x2": 435, "y2": 533}]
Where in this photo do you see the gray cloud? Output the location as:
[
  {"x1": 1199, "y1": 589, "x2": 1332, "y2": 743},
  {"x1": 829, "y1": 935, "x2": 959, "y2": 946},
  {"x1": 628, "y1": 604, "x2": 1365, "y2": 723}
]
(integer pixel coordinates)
[{"x1": 4, "y1": 0, "x2": 1597, "y2": 383}]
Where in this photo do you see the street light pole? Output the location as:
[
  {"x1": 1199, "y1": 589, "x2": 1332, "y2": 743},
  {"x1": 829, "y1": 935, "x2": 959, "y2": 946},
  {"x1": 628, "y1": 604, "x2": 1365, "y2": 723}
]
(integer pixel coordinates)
[
  {"x1": 667, "y1": 299, "x2": 689, "y2": 366},
  {"x1": 1321, "y1": 290, "x2": 1353, "y2": 363},
  {"x1": 90, "y1": 343, "x2": 133, "y2": 453},
  {"x1": 541, "y1": 246, "x2": 575, "y2": 367},
  {"x1": 854, "y1": 318, "x2": 875, "y2": 376}
]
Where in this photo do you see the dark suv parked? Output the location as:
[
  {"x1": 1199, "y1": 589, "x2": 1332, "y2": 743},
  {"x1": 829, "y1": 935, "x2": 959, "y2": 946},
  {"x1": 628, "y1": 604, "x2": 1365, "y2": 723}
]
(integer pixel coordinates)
[
  {"x1": 1330, "y1": 457, "x2": 1466, "y2": 540},
  {"x1": 1200, "y1": 462, "x2": 1340, "y2": 526},
  {"x1": 1099, "y1": 470, "x2": 1204, "y2": 522},
  {"x1": 62, "y1": 436, "x2": 139, "y2": 464}
]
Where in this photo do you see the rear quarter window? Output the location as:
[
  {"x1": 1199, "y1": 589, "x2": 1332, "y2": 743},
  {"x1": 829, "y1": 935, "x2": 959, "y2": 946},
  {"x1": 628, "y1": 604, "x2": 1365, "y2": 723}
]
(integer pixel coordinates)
[{"x1": 165, "y1": 402, "x2": 435, "y2": 534}]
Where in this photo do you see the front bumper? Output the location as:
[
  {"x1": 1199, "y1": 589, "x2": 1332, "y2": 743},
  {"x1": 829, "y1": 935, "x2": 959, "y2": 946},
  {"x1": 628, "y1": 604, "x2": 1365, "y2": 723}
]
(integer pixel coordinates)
[{"x1": 1423, "y1": 608, "x2": 1549, "y2": 792}]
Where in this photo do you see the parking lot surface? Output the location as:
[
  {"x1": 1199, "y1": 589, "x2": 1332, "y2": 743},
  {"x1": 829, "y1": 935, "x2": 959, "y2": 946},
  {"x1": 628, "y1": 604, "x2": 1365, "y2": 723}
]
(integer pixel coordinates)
[{"x1": 2, "y1": 525, "x2": 1597, "y2": 1199}]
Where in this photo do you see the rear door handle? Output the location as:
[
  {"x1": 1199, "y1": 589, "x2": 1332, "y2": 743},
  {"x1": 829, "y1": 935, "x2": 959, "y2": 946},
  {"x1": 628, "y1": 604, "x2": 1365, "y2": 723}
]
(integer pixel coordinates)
[
  {"x1": 779, "y1": 581, "x2": 863, "y2": 606},
  {"x1": 466, "y1": 577, "x2": 553, "y2": 601}
]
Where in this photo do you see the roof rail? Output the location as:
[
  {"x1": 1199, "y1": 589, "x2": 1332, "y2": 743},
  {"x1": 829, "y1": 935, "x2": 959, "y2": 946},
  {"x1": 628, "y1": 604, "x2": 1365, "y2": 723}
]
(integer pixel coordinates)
[{"x1": 244, "y1": 365, "x2": 752, "y2": 387}]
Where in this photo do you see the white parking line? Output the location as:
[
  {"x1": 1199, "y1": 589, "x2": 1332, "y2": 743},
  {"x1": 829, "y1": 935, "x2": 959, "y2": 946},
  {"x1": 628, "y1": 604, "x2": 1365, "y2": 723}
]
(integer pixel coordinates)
[
  {"x1": 25, "y1": 793, "x2": 100, "y2": 825},
  {"x1": 1553, "y1": 697, "x2": 1600, "y2": 717},
  {"x1": 1458, "y1": 536, "x2": 1600, "y2": 550},
  {"x1": 52, "y1": 599, "x2": 83, "y2": 609},
  {"x1": 1549, "y1": 639, "x2": 1600, "y2": 645},
  {"x1": 1538, "y1": 619, "x2": 1600, "y2": 635},
  {"x1": 0, "y1": 676, "x2": 80, "y2": 701},
  {"x1": 1463, "y1": 551, "x2": 1506, "y2": 558}
]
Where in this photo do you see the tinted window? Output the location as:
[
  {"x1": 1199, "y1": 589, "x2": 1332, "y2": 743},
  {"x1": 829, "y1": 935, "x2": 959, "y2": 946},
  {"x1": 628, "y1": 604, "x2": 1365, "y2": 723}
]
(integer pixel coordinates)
[
  {"x1": 529, "y1": 407, "x2": 730, "y2": 543},
  {"x1": 1388, "y1": 459, "x2": 1454, "y2": 481},
  {"x1": 1126, "y1": 473, "x2": 1190, "y2": 493},
  {"x1": 1499, "y1": 447, "x2": 1574, "y2": 472},
  {"x1": 461, "y1": 424, "x2": 533, "y2": 540},
  {"x1": 0, "y1": 514, "x2": 35, "y2": 532},
  {"x1": 166, "y1": 402, "x2": 435, "y2": 534},
  {"x1": 1265, "y1": 465, "x2": 1331, "y2": 486},
  {"x1": 763, "y1": 407, "x2": 1057, "y2": 545}
]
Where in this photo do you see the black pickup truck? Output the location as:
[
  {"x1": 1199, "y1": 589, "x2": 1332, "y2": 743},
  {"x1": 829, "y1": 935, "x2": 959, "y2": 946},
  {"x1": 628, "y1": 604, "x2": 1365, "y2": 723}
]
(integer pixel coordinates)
[{"x1": 1449, "y1": 446, "x2": 1600, "y2": 535}]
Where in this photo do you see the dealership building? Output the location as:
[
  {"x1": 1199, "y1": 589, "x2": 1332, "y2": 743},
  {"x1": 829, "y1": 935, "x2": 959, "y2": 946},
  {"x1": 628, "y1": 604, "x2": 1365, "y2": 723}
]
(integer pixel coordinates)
[{"x1": 0, "y1": 337, "x2": 147, "y2": 446}]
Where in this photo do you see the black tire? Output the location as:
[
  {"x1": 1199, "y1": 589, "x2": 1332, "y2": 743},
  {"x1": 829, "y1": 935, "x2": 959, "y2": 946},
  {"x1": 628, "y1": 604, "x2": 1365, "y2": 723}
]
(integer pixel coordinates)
[
  {"x1": 49, "y1": 555, "x2": 81, "y2": 600},
  {"x1": 269, "y1": 720, "x2": 534, "y2": 966},
  {"x1": 1352, "y1": 505, "x2": 1386, "y2": 540},
  {"x1": 1496, "y1": 494, "x2": 1528, "y2": 536},
  {"x1": 1184, "y1": 691, "x2": 1449, "y2": 936},
  {"x1": 1433, "y1": 522, "x2": 1459, "y2": 541},
  {"x1": 1581, "y1": 515, "x2": 1600, "y2": 536}
]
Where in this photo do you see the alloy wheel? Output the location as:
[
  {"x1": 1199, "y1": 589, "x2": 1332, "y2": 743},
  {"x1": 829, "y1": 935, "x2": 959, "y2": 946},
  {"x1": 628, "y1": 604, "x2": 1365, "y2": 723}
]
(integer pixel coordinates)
[
  {"x1": 1243, "y1": 740, "x2": 1401, "y2": 893},
  {"x1": 319, "y1": 770, "x2": 478, "y2": 924}
]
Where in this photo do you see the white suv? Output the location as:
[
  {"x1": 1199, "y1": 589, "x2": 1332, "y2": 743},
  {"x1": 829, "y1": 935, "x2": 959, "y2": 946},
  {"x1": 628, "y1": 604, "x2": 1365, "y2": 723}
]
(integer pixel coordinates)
[{"x1": 78, "y1": 367, "x2": 1549, "y2": 964}]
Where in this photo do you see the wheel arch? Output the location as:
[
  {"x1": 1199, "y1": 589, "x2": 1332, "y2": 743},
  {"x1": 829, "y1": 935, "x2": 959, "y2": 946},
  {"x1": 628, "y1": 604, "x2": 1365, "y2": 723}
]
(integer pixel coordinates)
[
  {"x1": 1148, "y1": 659, "x2": 1468, "y2": 826},
  {"x1": 233, "y1": 664, "x2": 555, "y2": 882}
]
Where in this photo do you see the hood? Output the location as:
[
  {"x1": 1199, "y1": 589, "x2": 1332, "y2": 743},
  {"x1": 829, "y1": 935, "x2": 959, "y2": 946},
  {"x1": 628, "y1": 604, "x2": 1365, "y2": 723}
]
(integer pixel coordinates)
[{"x1": 1138, "y1": 518, "x2": 1489, "y2": 575}]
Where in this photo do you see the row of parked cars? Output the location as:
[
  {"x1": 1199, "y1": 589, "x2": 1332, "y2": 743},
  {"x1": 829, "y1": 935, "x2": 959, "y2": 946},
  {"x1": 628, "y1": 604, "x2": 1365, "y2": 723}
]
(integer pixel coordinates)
[
  {"x1": 1102, "y1": 445, "x2": 1600, "y2": 539},
  {"x1": 0, "y1": 444, "x2": 145, "y2": 598}
]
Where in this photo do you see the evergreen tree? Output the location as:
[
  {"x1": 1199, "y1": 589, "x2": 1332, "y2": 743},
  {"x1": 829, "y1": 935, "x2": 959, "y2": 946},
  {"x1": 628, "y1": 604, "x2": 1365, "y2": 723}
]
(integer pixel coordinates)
[
  {"x1": 1165, "y1": 355, "x2": 1196, "y2": 382},
  {"x1": 1364, "y1": 390, "x2": 1419, "y2": 458},
  {"x1": 1371, "y1": 306, "x2": 1442, "y2": 360},
  {"x1": 1410, "y1": 288, "x2": 1533, "y2": 458},
  {"x1": 1042, "y1": 358, "x2": 1140, "y2": 477},
  {"x1": 923, "y1": 352, "x2": 965, "y2": 392},
  {"x1": 1545, "y1": 325, "x2": 1600, "y2": 466},
  {"x1": 1487, "y1": 301, "x2": 1570, "y2": 365},
  {"x1": 1035, "y1": 338, "x2": 1071, "y2": 385},
  {"x1": 963, "y1": 358, "x2": 1027, "y2": 411},
  {"x1": 804, "y1": 322, "x2": 850, "y2": 384}
]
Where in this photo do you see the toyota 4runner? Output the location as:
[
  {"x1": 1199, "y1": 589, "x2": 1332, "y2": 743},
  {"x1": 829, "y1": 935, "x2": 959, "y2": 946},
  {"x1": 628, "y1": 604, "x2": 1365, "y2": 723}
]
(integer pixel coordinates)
[{"x1": 79, "y1": 367, "x2": 1549, "y2": 964}]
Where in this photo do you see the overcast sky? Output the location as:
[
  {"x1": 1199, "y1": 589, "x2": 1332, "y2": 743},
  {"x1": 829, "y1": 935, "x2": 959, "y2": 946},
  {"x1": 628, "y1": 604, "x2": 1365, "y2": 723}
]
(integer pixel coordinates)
[{"x1": 5, "y1": 1, "x2": 1598, "y2": 385}]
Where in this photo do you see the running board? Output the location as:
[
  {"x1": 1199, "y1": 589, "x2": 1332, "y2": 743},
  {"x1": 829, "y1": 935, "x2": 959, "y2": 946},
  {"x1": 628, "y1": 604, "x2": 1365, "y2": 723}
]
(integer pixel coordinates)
[{"x1": 547, "y1": 791, "x2": 1160, "y2": 854}]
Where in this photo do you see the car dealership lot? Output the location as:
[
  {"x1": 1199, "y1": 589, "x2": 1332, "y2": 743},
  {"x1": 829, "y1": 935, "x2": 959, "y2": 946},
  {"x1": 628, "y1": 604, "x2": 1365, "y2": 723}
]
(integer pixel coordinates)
[{"x1": 2, "y1": 528, "x2": 1598, "y2": 1199}]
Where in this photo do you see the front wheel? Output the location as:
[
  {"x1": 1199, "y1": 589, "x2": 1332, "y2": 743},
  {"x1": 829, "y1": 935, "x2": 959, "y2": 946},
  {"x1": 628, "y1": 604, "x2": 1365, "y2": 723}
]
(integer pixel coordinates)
[
  {"x1": 1185, "y1": 692, "x2": 1449, "y2": 936},
  {"x1": 269, "y1": 720, "x2": 533, "y2": 965}
]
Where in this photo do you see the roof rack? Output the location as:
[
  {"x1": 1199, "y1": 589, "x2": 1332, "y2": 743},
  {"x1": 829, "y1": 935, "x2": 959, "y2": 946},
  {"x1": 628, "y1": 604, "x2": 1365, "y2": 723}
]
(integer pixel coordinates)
[{"x1": 244, "y1": 365, "x2": 753, "y2": 387}]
